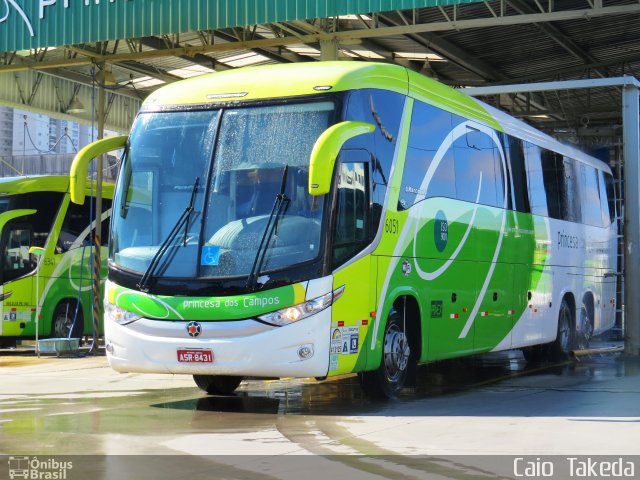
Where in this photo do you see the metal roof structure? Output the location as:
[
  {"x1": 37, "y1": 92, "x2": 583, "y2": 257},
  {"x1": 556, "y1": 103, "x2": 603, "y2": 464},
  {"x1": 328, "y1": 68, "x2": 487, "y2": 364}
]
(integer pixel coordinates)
[{"x1": 0, "y1": 0, "x2": 639, "y2": 142}]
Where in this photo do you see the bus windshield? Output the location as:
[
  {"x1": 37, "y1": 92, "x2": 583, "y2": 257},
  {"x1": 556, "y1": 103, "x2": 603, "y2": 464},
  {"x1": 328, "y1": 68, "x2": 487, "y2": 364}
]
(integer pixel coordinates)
[
  {"x1": 111, "y1": 101, "x2": 335, "y2": 284},
  {"x1": 0, "y1": 192, "x2": 64, "y2": 283}
]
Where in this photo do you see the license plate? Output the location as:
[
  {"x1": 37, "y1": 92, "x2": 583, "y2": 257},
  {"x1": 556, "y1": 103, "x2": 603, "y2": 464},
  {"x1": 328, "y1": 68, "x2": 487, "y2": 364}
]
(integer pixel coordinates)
[{"x1": 177, "y1": 349, "x2": 213, "y2": 363}]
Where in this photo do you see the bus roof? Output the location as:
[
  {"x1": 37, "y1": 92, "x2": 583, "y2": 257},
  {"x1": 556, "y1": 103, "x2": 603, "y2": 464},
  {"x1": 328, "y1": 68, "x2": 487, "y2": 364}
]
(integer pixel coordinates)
[
  {"x1": 0, "y1": 175, "x2": 115, "y2": 199},
  {"x1": 143, "y1": 61, "x2": 408, "y2": 106},
  {"x1": 142, "y1": 61, "x2": 500, "y2": 129},
  {"x1": 141, "y1": 61, "x2": 609, "y2": 173}
]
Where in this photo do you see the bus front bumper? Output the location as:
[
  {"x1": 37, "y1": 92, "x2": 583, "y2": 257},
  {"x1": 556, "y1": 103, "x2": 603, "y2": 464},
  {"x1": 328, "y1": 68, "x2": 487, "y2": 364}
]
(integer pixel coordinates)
[{"x1": 104, "y1": 308, "x2": 331, "y2": 378}]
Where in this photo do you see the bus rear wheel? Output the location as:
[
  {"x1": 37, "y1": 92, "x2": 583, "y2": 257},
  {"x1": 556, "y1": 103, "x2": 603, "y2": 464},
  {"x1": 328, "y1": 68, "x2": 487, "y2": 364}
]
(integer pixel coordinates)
[
  {"x1": 193, "y1": 375, "x2": 243, "y2": 395},
  {"x1": 359, "y1": 309, "x2": 411, "y2": 399},
  {"x1": 550, "y1": 298, "x2": 575, "y2": 360},
  {"x1": 52, "y1": 301, "x2": 83, "y2": 339},
  {"x1": 576, "y1": 303, "x2": 593, "y2": 350}
]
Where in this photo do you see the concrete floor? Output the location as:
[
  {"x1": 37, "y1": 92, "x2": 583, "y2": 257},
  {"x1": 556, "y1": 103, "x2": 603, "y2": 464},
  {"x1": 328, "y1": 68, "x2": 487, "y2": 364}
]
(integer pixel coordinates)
[{"x1": 0, "y1": 345, "x2": 638, "y2": 479}]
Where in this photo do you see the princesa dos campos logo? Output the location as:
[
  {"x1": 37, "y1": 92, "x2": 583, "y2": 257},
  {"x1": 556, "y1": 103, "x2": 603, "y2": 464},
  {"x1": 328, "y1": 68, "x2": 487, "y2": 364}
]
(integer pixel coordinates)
[
  {"x1": 8, "y1": 456, "x2": 73, "y2": 480},
  {"x1": 0, "y1": 1, "x2": 34, "y2": 36},
  {"x1": 1, "y1": 1, "x2": 130, "y2": 41}
]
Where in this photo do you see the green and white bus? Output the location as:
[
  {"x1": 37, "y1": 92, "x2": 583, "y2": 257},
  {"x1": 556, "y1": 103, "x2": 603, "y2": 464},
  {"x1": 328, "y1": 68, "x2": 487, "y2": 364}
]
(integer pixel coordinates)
[
  {"x1": 0, "y1": 174, "x2": 113, "y2": 348},
  {"x1": 75, "y1": 62, "x2": 617, "y2": 398}
]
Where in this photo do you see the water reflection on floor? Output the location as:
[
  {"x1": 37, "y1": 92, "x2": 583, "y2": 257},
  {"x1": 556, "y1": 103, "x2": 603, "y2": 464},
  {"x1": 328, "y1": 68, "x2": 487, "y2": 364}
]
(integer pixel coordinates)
[
  {"x1": 1, "y1": 344, "x2": 638, "y2": 457},
  {"x1": 150, "y1": 347, "x2": 636, "y2": 417}
]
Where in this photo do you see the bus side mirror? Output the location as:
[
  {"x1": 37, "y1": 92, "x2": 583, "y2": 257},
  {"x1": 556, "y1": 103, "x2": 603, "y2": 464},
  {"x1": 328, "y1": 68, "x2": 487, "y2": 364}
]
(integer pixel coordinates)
[
  {"x1": 70, "y1": 135, "x2": 128, "y2": 204},
  {"x1": 0, "y1": 209, "x2": 36, "y2": 235},
  {"x1": 308, "y1": 121, "x2": 375, "y2": 196}
]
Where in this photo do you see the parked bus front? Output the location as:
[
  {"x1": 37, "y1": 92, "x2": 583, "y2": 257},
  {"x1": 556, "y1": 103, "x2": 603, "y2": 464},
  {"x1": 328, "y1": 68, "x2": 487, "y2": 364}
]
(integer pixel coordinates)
[{"x1": 104, "y1": 96, "x2": 358, "y2": 392}]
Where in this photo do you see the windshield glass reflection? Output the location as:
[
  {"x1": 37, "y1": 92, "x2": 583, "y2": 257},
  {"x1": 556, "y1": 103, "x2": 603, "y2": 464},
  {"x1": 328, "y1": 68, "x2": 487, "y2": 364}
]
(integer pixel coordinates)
[{"x1": 111, "y1": 101, "x2": 334, "y2": 282}]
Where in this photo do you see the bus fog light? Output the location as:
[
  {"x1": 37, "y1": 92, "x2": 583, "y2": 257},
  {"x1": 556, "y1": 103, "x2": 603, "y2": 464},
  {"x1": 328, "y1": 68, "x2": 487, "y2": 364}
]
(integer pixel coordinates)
[
  {"x1": 105, "y1": 343, "x2": 114, "y2": 354},
  {"x1": 297, "y1": 344, "x2": 314, "y2": 359}
]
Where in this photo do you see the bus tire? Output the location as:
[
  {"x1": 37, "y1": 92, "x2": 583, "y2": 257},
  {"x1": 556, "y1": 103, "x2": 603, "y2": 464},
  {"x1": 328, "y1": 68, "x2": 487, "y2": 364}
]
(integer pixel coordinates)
[
  {"x1": 550, "y1": 297, "x2": 575, "y2": 360},
  {"x1": 193, "y1": 375, "x2": 243, "y2": 395},
  {"x1": 52, "y1": 301, "x2": 83, "y2": 339},
  {"x1": 521, "y1": 344, "x2": 548, "y2": 364},
  {"x1": 358, "y1": 309, "x2": 411, "y2": 399},
  {"x1": 577, "y1": 301, "x2": 593, "y2": 350}
]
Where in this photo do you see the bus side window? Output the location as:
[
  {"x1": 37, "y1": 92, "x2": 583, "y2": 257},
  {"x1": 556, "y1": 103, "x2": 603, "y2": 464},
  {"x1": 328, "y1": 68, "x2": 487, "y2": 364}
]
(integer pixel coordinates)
[
  {"x1": 1, "y1": 225, "x2": 34, "y2": 282},
  {"x1": 58, "y1": 200, "x2": 92, "y2": 253},
  {"x1": 332, "y1": 161, "x2": 370, "y2": 269},
  {"x1": 453, "y1": 118, "x2": 500, "y2": 207},
  {"x1": 344, "y1": 89, "x2": 404, "y2": 191},
  {"x1": 598, "y1": 171, "x2": 614, "y2": 226},
  {"x1": 504, "y1": 135, "x2": 530, "y2": 213},
  {"x1": 540, "y1": 149, "x2": 562, "y2": 219},
  {"x1": 580, "y1": 164, "x2": 602, "y2": 227},
  {"x1": 58, "y1": 197, "x2": 113, "y2": 253},
  {"x1": 399, "y1": 101, "x2": 455, "y2": 210},
  {"x1": 561, "y1": 157, "x2": 581, "y2": 223},
  {"x1": 524, "y1": 142, "x2": 548, "y2": 216}
]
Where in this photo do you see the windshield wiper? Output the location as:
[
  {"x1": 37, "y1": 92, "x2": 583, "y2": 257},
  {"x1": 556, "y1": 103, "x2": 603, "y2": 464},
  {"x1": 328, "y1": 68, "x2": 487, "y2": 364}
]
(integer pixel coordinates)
[
  {"x1": 137, "y1": 176, "x2": 200, "y2": 292},
  {"x1": 246, "y1": 165, "x2": 289, "y2": 290},
  {"x1": 119, "y1": 152, "x2": 132, "y2": 219}
]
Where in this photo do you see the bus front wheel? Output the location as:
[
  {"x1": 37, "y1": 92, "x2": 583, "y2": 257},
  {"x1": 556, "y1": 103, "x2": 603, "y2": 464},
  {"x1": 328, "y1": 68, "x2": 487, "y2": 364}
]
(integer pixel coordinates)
[
  {"x1": 359, "y1": 309, "x2": 411, "y2": 399},
  {"x1": 193, "y1": 375, "x2": 243, "y2": 395},
  {"x1": 52, "y1": 301, "x2": 83, "y2": 339}
]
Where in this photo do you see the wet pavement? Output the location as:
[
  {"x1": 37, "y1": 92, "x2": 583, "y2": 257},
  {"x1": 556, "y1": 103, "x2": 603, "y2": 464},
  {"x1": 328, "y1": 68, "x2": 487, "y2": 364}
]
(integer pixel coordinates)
[{"x1": 0, "y1": 344, "x2": 638, "y2": 478}]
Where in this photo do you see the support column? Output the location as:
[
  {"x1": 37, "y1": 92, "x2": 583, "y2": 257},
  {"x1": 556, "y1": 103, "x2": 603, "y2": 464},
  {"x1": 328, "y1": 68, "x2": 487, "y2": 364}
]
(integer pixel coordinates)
[
  {"x1": 623, "y1": 83, "x2": 640, "y2": 355},
  {"x1": 90, "y1": 63, "x2": 106, "y2": 354},
  {"x1": 320, "y1": 39, "x2": 339, "y2": 61}
]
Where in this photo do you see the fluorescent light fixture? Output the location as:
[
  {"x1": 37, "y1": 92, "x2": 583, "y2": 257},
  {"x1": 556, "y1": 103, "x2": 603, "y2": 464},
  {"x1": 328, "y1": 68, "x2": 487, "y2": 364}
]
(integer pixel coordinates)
[
  {"x1": 345, "y1": 49, "x2": 385, "y2": 59},
  {"x1": 286, "y1": 46, "x2": 321, "y2": 56},
  {"x1": 338, "y1": 14, "x2": 372, "y2": 21},
  {"x1": 219, "y1": 53, "x2": 269, "y2": 68},
  {"x1": 16, "y1": 47, "x2": 57, "y2": 57},
  {"x1": 395, "y1": 52, "x2": 445, "y2": 62},
  {"x1": 168, "y1": 65, "x2": 215, "y2": 78},
  {"x1": 131, "y1": 76, "x2": 165, "y2": 88}
]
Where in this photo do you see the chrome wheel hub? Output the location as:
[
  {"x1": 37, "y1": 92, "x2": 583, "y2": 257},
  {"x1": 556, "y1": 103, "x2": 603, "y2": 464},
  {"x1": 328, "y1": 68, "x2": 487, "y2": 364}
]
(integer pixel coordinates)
[{"x1": 383, "y1": 325, "x2": 410, "y2": 382}]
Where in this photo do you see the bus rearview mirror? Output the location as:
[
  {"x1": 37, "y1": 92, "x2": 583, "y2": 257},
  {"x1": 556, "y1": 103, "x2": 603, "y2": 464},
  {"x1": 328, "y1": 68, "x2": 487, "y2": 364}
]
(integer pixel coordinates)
[
  {"x1": 308, "y1": 121, "x2": 375, "y2": 196},
  {"x1": 70, "y1": 135, "x2": 128, "y2": 204}
]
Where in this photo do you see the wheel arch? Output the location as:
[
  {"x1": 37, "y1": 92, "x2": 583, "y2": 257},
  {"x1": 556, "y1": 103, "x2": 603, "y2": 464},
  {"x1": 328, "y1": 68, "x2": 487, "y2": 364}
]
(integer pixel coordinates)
[
  {"x1": 581, "y1": 290, "x2": 596, "y2": 329},
  {"x1": 557, "y1": 289, "x2": 577, "y2": 330},
  {"x1": 366, "y1": 287, "x2": 422, "y2": 370},
  {"x1": 49, "y1": 298, "x2": 84, "y2": 337},
  {"x1": 391, "y1": 295, "x2": 422, "y2": 365}
]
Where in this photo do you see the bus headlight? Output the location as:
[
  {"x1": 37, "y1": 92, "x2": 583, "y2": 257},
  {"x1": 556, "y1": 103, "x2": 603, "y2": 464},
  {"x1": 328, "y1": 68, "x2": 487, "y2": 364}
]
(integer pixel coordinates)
[
  {"x1": 105, "y1": 302, "x2": 142, "y2": 325},
  {"x1": 258, "y1": 285, "x2": 345, "y2": 327}
]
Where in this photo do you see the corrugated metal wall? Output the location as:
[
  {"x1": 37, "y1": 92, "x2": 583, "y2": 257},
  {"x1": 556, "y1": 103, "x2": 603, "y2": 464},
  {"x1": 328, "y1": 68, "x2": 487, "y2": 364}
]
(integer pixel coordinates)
[
  {"x1": 0, "y1": 153, "x2": 119, "y2": 179},
  {"x1": 0, "y1": 70, "x2": 140, "y2": 134},
  {"x1": 0, "y1": 0, "x2": 482, "y2": 52}
]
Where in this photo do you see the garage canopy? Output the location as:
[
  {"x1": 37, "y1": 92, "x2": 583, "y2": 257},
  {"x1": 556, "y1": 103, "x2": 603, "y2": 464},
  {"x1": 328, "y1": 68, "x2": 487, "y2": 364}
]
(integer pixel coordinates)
[{"x1": 1, "y1": 0, "x2": 480, "y2": 52}]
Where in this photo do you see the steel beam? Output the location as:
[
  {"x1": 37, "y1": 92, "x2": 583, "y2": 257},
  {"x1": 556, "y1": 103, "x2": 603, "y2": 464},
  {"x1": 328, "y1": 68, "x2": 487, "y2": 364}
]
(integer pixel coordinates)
[
  {"x1": 623, "y1": 83, "x2": 640, "y2": 355},
  {"x1": 463, "y1": 77, "x2": 640, "y2": 96}
]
